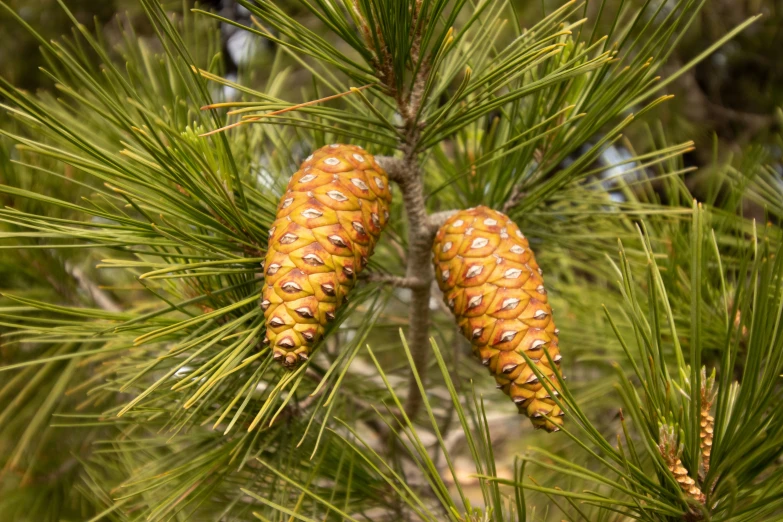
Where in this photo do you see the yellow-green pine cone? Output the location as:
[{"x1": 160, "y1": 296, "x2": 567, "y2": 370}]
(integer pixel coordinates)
[
  {"x1": 261, "y1": 144, "x2": 392, "y2": 369},
  {"x1": 431, "y1": 206, "x2": 564, "y2": 431}
]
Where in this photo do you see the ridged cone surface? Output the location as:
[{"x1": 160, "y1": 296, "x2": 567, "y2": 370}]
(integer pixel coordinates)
[
  {"x1": 700, "y1": 411, "x2": 714, "y2": 474},
  {"x1": 700, "y1": 383, "x2": 715, "y2": 475},
  {"x1": 669, "y1": 456, "x2": 706, "y2": 504},
  {"x1": 431, "y1": 206, "x2": 564, "y2": 431},
  {"x1": 261, "y1": 144, "x2": 391, "y2": 368},
  {"x1": 658, "y1": 425, "x2": 706, "y2": 506}
]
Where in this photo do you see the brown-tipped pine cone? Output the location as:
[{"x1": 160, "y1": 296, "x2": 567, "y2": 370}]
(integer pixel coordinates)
[
  {"x1": 261, "y1": 144, "x2": 392, "y2": 368},
  {"x1": 431, "y1": 206, "x2": 564, "y2": 431}
]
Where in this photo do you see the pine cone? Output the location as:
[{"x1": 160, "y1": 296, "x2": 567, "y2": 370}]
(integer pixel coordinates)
[
  {"x1": 261, "y1": 144, "x2": 392, "y2": 368},
  {"x1": 431, "y1": 206, "x2": 563, "y2": 431}
]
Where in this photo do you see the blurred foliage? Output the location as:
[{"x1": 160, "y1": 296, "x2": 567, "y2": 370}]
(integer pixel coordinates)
[{"x1": 0, "y1": 0, "x2": 123, "y2": 90}]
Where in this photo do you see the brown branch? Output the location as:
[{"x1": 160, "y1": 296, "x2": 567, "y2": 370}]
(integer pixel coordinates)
[
  {"x1": 374, "y1": 101, "x2": 433, "y2": 422},
  {"x1": 365, "y1": 10, "x2": 436, "y2": 420},
  {"x1": 392, "y1": 154, "x2": 432, "y2": 421},
  {"x1": 361, "y1": 273, "x2": 429, "y2": 289}
]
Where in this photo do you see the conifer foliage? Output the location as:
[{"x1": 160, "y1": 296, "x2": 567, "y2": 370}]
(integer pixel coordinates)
[{"x1": 0, "y1": 0, "x2": 777, "y2": 521}]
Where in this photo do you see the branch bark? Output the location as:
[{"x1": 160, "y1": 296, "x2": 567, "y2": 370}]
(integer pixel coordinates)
[
  {"x1": 502, "y1": 185, "x2": 527, "y2": 214},
  {"x1": 370, "y1": 156, "x2": 459, "y2": 419},
  {"x1": 370, "y1": 7, "x2": 444, "y2": 419},
  {"x1": 362, "y1": 272, "x2": 429, "y2": 289},
  {"x1": 376, "y1": 137, "x2": 451, "y2": 419}
]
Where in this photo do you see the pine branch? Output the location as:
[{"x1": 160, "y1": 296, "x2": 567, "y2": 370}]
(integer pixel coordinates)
[
  {"x1": 376, "y1": 151, "x2": 433, "y2": 419},
  {"x1": 361, "y1": 273, "x2": 429, "y2": 289},
  {"x1": 369, "y1": 4, "x2": 440, "y2": 419}
]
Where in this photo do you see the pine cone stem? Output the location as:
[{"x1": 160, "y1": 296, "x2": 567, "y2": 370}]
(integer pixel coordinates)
[
  {"x1": 428, "y1": 210, "x2": 459, "y2": 234},
  {"x1": 375, "y1": 155, "x2": 407, "y2": 184}
]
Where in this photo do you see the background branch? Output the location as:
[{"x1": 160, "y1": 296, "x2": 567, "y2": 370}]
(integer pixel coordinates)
[{"x1": 65, "y1": 262, "x2": 122, "y2": 313}]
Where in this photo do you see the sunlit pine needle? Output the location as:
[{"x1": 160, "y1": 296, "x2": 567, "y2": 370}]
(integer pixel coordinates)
[{"x1": 199, "y1": 84, "x2": 375, "y2": 137}]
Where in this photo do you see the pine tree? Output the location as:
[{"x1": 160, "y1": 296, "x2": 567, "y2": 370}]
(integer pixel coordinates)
[{"x1": 0, "y1": 1, "x2": 780, "y2": 521}]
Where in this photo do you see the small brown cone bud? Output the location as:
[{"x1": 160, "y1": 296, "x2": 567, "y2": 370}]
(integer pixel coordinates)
[
  {"x1": 261, "y1": 144, "x2": 392, "y2": 368},
  {"x1": 431, "y1": 206, "x2": 563, "y2": 431},
  {"x1": 700, "y1": 367, "x2": 716, "y2": 475},
  {"x1": 659, "y1": 425, "x2": 706, "y2": 505}
]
